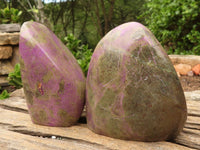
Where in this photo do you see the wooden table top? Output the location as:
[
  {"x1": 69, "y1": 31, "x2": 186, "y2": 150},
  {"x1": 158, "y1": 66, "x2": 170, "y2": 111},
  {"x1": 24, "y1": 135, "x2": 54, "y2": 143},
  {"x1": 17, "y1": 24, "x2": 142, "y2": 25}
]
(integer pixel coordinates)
[{"x1": 0, "y1": 91, "x2": 199, "y2": 150}]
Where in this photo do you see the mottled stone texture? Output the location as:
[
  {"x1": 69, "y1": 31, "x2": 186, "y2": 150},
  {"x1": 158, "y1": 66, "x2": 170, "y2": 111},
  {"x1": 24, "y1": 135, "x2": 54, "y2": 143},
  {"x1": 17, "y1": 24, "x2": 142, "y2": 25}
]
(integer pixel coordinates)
[
  {"x1": 19, "y1": 21, "x2": 85, "y2": 127},
  {"x1": 86, "y1": 22, "x2": 187, "y2": 141},
  {"x1": 0, "y1": 24, "x2": 20, "y2": 33},
  {"x1": 0, "y1": 46, "x2": 13, "y2": 59},
  {"x1": 11, "y1": 46, "x2": 19, "y2": 66},
  {"x1": 0, "y1": 60, "x2": 14, "y2": 75},
  {"x1": 0, "y1": 32, "x2": 19, "y2": 45}
]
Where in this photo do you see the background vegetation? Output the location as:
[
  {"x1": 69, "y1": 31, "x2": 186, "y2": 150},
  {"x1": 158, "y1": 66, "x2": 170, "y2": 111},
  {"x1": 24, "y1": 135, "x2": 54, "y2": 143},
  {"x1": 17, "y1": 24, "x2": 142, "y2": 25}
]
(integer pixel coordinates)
[
  {"x1": 142, "y1": 0, "x2": 200, "y2": 55},
  {"x1": 0, "y1": 0, "x2": 145, "y2": 49},
  {"x1": 1, "y1": 0, "x2": 200, "y2": 54},
  {"x1": 1, "y1": 0, "x2": 200, "y2": 98}
]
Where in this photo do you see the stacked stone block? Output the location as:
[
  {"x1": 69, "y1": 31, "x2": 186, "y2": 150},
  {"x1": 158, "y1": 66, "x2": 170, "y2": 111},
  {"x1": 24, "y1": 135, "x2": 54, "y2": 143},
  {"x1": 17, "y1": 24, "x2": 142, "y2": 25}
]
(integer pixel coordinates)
[{"x1": 0, "y1": 24, "x2": 20, "y2": 85}]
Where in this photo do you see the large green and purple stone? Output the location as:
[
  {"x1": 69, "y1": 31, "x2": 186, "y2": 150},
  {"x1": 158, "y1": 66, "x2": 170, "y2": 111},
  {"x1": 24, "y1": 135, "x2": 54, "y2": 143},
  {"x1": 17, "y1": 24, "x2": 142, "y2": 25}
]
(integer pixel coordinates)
[
  {"x1": 86, "y1": 22, "x2": 187, "y2": 141},
  {"x1": 19, "y1": 21, "x2": 85, "y2": 127}
]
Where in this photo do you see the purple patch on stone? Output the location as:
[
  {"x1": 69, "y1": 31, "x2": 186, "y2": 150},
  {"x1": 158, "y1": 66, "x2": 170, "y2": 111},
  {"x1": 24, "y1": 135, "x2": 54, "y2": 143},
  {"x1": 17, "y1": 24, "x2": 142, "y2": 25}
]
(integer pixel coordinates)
[{"x1": 19, "y1": 21, "x2": 85, "y2": 127}]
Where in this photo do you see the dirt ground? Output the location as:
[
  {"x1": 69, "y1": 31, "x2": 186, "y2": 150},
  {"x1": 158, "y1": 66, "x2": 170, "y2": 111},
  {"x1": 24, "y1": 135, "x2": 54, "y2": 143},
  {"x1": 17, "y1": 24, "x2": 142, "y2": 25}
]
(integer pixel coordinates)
[{"x1": 179, "y1": 76, "x2": 200, "y2": 91}]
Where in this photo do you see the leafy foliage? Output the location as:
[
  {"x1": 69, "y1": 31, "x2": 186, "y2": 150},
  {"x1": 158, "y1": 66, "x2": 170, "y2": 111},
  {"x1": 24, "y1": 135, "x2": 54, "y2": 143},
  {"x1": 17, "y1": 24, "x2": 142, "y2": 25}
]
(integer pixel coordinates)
[
  {"x1": 64, "y1": 34, "x2": 93, "y2": 76},
  {"x1": 0, "y1": 0, "x2": 145, "y2": 50},
  {"x1": 0, "y1": 90, "x2": 9, "y2": 100},
  {"x1": 142, "y1": 0, "x2": 200, "y2": 55},
  {"x1": 0, "y1": 7, "x2": 22, "y2": 23},
  {"x1": 43, "y1": 0, "x2": 145, "y2": 49},
  {"x1": 8, "y1": 64, "x2": 23, "y2": 89}
]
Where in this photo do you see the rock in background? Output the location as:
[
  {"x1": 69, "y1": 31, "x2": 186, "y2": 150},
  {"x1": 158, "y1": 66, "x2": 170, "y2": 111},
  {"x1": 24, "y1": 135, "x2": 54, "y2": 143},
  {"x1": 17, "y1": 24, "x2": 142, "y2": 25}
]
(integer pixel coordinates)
[
  {"x1": 169, "y1": 55, "x2": 200, "y2": 76},
  {"x1": 174, "y1": 64, "x2": 191, "y2": 76},
  {"x1": 0, "y1": 24, "x2": 20, "y2": 86}
]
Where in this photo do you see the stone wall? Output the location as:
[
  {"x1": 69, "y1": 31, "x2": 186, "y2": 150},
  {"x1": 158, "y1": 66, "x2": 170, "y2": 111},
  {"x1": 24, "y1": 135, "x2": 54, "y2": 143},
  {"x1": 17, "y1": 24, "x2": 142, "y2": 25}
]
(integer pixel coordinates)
[{"x1": 0, "y1": 24, "x2": 20, "y2": 86}]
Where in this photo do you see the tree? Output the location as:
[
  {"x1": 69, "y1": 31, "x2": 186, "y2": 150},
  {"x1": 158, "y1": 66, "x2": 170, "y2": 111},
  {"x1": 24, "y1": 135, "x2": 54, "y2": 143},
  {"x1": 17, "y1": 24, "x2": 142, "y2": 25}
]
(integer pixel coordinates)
[
  {"x1": 70, "y1": 0, "x2": 76, "y2": 34},
  {"x1": 2, "y1": 0, "x2": 146, "y2": 49},
  {"x1": 113, "y1": 0, "x2": 145, "y2": 25},
  {"x1": 17, "y1": 0, "x2": 51, "y2": 28},
  {"x1": 75, "y1": 0, "x2": 90, "y2": 43},
  {"x1": 89, "y1": 0, "x2": 116, "y2": 37},
  {"x1": 87, "y1": 0, "x2": 145, "y2": 39}
]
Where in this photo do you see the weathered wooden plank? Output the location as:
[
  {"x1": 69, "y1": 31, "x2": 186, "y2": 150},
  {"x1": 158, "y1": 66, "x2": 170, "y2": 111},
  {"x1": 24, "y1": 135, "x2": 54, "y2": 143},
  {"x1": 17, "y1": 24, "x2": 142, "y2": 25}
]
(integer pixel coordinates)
[
  {"x1": 0, "y1": 96, "x2": 27, "y2": 112},
  {"x1": 0, "y1": 107, "x2": 193, "y2": 150},
  {"x1": 0, "y1": 24, "x2": 20, "y2": 33},
  {"x1": 0, "y1": 128, "x2": 111, "y2": 150},
  {"x1": 184, "y1": 90, "x2": 200, "y2": 102},
  {"x1": 185, "y1": 122, "x2": 200, "y2": 130},
  {"x1": 0, "y1": 92, "x2": 200, "y2": 150},
  {"x1": 186, "y1": 116, "x2": 200, "y2": 127},
  {"x1": 175, "y1": 128, "x2": 200, "y2": 150},
  {"x1": 187, "y1": 101, "x2": 200, "y2": 118}
]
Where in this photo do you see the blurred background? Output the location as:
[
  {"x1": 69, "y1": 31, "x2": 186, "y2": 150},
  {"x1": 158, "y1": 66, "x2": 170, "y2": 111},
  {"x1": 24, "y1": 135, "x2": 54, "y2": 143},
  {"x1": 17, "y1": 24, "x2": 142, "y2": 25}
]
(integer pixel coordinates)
[
  {"x1": 1, "y1": 0, "x2": 199, "y2": 55},
  {"x1": 1, "y1": 0, "x2": 200, "y2": 98}
]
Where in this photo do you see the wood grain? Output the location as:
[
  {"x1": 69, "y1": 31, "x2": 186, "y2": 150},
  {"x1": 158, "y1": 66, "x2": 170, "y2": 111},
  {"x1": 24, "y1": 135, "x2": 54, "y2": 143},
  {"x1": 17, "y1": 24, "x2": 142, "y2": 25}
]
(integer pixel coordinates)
[{"x1": 0, "y1": 94, "x2": 199, "y2": 150}]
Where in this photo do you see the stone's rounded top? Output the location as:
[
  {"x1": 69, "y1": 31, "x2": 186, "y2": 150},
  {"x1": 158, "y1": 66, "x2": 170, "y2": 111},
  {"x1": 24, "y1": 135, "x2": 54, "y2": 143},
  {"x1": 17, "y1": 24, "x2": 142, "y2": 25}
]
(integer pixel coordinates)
[
  {"x1": 88, "y1": 21, "x2": 169, "y2": 75},
  {"x1": 21, "y1": 21, "x2": 46, "y2": 32},
  {"x1": 21, "y1": 21, "x2": 42, "y2": 27},
  {"x1": 20, "y1": 21, "x2": 52, "y2": 48},
  {"x1": 98, "y1": 22, "x2": 159, "y2": 52},
  {"x1": 20, "y1": 21, "x2": 84, "y2": 80}
]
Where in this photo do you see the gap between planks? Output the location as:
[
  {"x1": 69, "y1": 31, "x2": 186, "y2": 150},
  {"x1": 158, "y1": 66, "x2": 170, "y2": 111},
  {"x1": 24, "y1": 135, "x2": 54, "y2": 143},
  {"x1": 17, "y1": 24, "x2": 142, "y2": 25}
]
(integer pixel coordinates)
[{"x1": 0, "y1": 97, "x2": 199, "y2": 150}]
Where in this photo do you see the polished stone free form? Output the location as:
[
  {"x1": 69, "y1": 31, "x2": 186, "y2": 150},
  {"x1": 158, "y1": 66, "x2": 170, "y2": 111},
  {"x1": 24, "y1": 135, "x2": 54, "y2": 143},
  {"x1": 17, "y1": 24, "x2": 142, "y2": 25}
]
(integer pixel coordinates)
[
  {"x1": 19, "y1": 21, "x2": 85, "y2": 126},
  {"x1": 86, "y1": 22, "x2": 187, "y2": 141}
]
